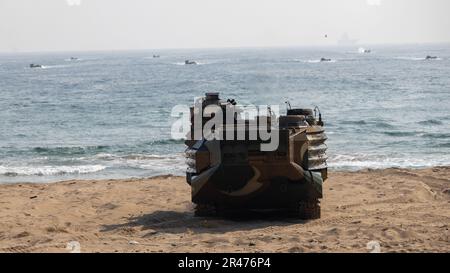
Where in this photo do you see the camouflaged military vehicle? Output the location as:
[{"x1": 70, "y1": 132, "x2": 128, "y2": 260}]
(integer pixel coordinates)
[{"x1": 185, "y1": 93, "x2": 328, "y2": 219}]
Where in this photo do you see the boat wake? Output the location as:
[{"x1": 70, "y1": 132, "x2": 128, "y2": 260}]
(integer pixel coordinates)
[
  {"x1": 173, "y1": 62, "x2": 207, "y2": 66},
  {"x1": 395, "y1": 57, "x2": 442, "y2": 61},
  {"x1": 292, "y1": 59, "x2": 337, "y2": 63},
  {"x1": 40, "y1": 64, "x2": 73, "y2": 69}
]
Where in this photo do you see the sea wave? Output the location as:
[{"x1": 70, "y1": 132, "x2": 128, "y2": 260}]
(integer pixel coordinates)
[
  {"x1": 382, "y1": 131, "x2": 418, "y2": 137},
  {"x1": 433, "y1": 142, "x2": 450, "y2": 148},
  {"x1": 381, "y1": 131, "x2": 450, "y2": 138},
  {"x1": 32, "y1": 145, "x2": 110, "y2": 156},
  {"x1": 92, "y1": 152, "x2": 186, "y2": 175},
  {"x1": 329, "y1": 154, "x2": 450, "y2": 170},
  {"x1": 123, "y1": 156, "x2": 185, "y2": 172},
  {"x1": 341, "y1": 120, "x2": 367, "y2": 125},
  {"x1": 340, "y1": 120, "x2": 395, "y2": 129},
  {"x1": 29, "y1": 140, "x2": 184, "y2": 156},
  {"x1": 421, "y1": 132, "x2": 450, "y2": 139},
  {"x1": 91, "y1": 153, "x2": 181, "y2": 161},
  {"x1": 0, "y1": 165, "x2": 106, "y2": 177},
  {"x1": 0, "y1": 151, "x2": 186, "y2": 178},
  {"x1": 144, "y1": 139, "x2": 185, "y2": 145},
  {"x1": 417, "y1": 119, "x2": 444, "y2": 126}
]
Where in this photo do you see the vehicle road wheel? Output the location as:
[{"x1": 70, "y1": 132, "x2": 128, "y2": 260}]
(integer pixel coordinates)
[
  {"x1": 194, "y1": 204, "x2": 217, "y2": 217},
  {"x1": 290, "y1": 200, "x2": 321, "y2": 220}
]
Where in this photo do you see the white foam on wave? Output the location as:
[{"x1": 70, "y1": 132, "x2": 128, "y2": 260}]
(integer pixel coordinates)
[
  {"x1": 94, "y1": 153, "x2": 186, "y2": 175},
  {"x1": 82, "y1": 153, "x2": 186, "y2": 175},
  {"x1": 329, "y1": 153, "x2": 450, "y2": 170},
  {"x1": 126, "y1": 155, "x2": 186, "y2": 175},
  {"x1": 0, "y1": 165, "x2": 106, "y2": 176}
]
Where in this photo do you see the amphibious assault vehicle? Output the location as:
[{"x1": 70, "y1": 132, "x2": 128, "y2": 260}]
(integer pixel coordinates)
[{"x1": 185, "y1": 93, "x2": 328, "y2": 219}]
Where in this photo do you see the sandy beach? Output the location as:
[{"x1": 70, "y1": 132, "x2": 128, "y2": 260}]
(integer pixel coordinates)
[{"x1": 0, "y1": 167, "x2": 449, "y2": 253}]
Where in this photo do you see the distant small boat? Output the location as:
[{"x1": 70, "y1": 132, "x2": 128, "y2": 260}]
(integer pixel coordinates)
[
  {"x1": 70, "y1": 57, "x2": 78, "y2": 61},
  {"x1": 153, "y1": 55, "x2": 160, "y2": 58},
  {"x1": 358, "y1": 47, "x2": 371, "y2": 54},
  {"x1": 320, "y1": 58, "x2": 332, "y2": 62},
  {"x1": 29, "y1": 64, "x2": 42, "y2": 68},
  {"x1": 425, "y1": 55, "x2": 438, "y2": 60},
  {"x1": 185, "y1": 60, "x2": 197, "y2": 65}
]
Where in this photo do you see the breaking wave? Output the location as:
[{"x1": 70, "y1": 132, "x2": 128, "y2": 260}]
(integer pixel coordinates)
[
  {"x1": 87, "y1": 153, "x2": 186, "y2": 176},
  {"x1": 329, "y1": 154, "x2": 450, "y2": 171},
  {"x1": 0, "y1": 165, "x2": 106, "y2": 177}
]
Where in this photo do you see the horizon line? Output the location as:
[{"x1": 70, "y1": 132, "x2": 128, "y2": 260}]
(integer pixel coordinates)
[{"x1": 1, "y1": 41, "x2": 450, "y2": 55}]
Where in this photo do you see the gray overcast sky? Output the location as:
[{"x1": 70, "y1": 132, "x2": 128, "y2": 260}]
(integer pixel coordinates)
[{"x1": 1, "y1": 0, "x2": 449, "y2": 52}]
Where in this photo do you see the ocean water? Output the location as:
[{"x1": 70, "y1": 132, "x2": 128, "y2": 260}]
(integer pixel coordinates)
[{"x1": 0, "y1": 44, "x2": 449, "y2": 183}]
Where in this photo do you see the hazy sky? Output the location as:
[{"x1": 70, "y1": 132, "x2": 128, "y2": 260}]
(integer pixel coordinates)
[{"x1": 1, "y1": 0, "x2": 449, "y2": 52}]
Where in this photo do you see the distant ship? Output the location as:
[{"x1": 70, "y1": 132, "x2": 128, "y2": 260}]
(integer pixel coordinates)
[
  {"x1": 153, "y1": 55, "x2": 160, "y2": 58},
  {"x1": 320, "y1": 58, "x2": 332, "y2": 62},
  {"x1": 358, "y1": 47, "x2": 371, "y2": 54},
  {"x1": 185, "y1": 60, "x2": 197, "y2": 65},
  {"x1": 425, "y1": 55, "x2": 438, "y2": 60},
  {"x1": 29, "y1": 64, "x2": 42, "y2": 68},
  {"x1": 70, "y1": 57, "x2": 78, "y2": 61}
]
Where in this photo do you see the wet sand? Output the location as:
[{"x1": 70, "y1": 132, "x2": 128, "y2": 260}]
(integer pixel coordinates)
[{"x1": 0, "y1": 167, "x2": 449, "y2": 253}]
